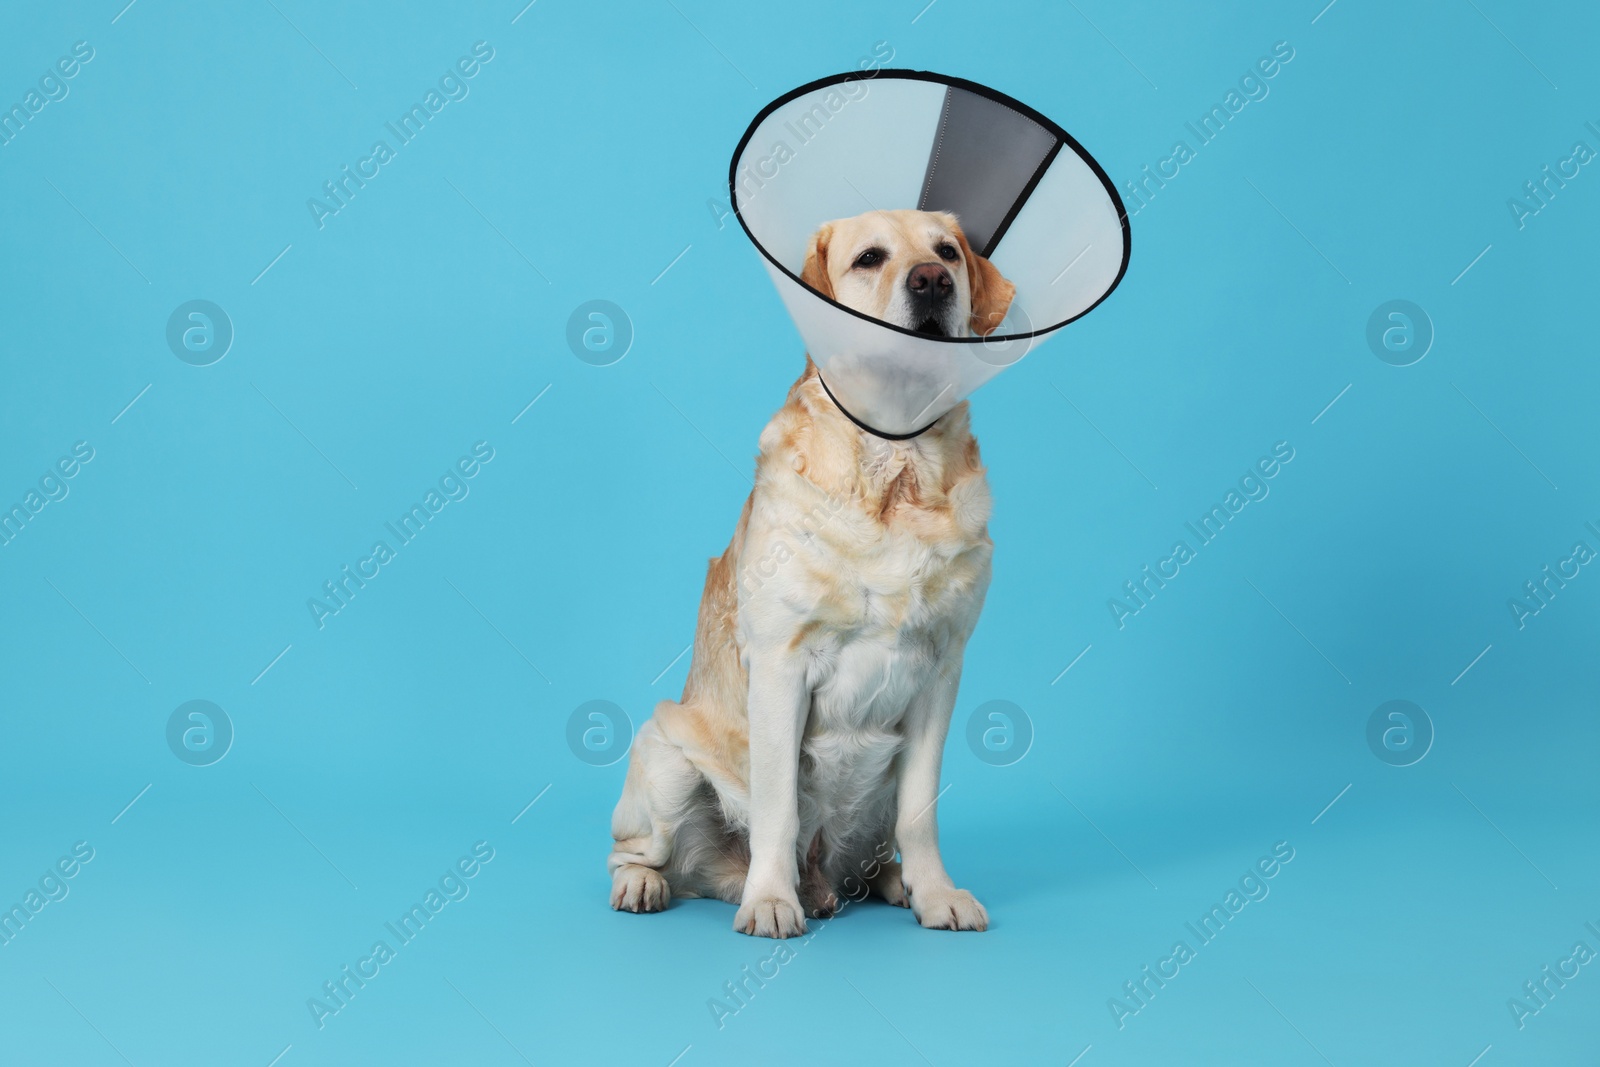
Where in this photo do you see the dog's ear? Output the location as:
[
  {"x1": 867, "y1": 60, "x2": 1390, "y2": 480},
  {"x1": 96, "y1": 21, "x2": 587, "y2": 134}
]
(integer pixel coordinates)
[
  {"x1": 800, "y1": 223, "x2": 835, "y2": 300},
  {"x1": 954, "y1": 227, "x2": 1016, "y2": 336}
]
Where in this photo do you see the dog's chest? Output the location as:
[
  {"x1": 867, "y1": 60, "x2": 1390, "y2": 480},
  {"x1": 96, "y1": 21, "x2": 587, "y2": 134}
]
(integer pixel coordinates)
[
  {"x1": 806, "y1": 535, "x2": 969, "y2": 709},
  {"x1": 750, "y1": 479, "x2": 989, "y2": 776},
  {"x1": 794, "y1": 528, "x2": 983, "y2": 829}
]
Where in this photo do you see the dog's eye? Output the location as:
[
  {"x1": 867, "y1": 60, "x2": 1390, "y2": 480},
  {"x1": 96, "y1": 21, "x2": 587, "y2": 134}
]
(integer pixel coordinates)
[
  {"x1": 936, "y1": 243, "x2": 960, "y2": 262},
  {"x1": 853, "y1": 249, "x2": 886, "y2": 269}
]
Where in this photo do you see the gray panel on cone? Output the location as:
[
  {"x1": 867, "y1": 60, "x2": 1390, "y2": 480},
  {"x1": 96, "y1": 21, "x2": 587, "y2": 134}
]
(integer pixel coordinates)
[{"x1": 917, "y1": 87, "x2": 1061, "y2": 256}]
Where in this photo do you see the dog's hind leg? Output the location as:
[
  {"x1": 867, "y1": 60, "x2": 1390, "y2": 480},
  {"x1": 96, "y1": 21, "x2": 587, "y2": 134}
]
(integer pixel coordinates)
[
  {"x1": 609, "y1": 712, "x2": 697, "y2": 913},
  {"x1": 611, "y1": 862, "x2": 671, "y2": 913},
  {"x1": 610, "y1": 705, "x2": 748, "y2": 912},
  {"x1": 669, "y1": 800, "x2": 750, "y2": 906}
]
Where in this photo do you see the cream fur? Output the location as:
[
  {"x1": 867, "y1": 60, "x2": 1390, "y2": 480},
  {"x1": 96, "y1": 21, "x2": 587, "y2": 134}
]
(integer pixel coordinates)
[{"x1": 609, "y1": 212, "x2": 1008, "y2": 936}]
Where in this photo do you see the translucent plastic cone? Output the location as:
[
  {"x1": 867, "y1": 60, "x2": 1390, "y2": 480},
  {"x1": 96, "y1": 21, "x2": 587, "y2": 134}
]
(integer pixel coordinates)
[{"x1": 730, "y1": 70, "x2": 1131, "y2": 438}]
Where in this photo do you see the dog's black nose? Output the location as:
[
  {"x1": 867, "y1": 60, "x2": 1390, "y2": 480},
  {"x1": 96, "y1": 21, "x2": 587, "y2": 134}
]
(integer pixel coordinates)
[{"x1": 906, "y1": 262, "x2": 953, "y2": 302}]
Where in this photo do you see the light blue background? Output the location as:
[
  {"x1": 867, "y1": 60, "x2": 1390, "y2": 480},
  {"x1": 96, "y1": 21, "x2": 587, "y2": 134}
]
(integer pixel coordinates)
[{"x1": 2, "y1": 1, "x2": 1597, "y2": 1064}]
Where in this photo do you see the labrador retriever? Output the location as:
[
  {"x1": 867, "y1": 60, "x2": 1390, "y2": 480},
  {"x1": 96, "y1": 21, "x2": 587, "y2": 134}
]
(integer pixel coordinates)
[{"x1": 608, "y1": 209, "x2": 1015, "y2": 937}]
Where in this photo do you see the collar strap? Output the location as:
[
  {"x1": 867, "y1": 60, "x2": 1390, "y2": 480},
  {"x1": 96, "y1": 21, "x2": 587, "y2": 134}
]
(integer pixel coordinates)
[{"x1": 814, "y1": 372, "x2": 942, "y2": 441}]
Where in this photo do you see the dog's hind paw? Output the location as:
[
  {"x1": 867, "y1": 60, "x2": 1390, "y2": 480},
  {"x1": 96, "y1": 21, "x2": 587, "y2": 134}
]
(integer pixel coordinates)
[
  {"x1": 869, "y1": 861, "x2": 910, "y2": 908},
  {"x1": 910, "y1": 886, "x2": 988, "y2": 931},
  {"x1": 734, "y1": 894, "x2": 807, "y2": 939},
  {"x1": 804, "y1": 888, "x2": 840, "y2": 920},
  {"x1": 611, "y1": 864, "x2": 671, "y2": 913}
]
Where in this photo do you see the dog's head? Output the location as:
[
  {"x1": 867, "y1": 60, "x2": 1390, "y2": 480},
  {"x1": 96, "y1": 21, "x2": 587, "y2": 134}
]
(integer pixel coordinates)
[{"x1": 799, "y1": 209, "x2": 1016, "y2": 338}]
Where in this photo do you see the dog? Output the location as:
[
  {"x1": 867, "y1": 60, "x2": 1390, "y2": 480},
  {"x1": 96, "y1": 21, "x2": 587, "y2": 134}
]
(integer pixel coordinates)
[{"x1": 608, "y1": 209, "x2": 1015, "y2": 937}]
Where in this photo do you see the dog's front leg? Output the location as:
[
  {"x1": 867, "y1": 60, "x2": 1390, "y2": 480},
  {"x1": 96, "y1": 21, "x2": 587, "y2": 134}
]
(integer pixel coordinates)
[
  {"x1": 895, "y1": 657, "x2": 989, "y2": 931},
  {"x1": 734, "y1": 652, "x2": 810, "y2": 939}
]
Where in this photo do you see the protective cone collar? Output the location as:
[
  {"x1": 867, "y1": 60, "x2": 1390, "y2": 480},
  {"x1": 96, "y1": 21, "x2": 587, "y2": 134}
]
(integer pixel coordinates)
[{"x1": 730, "y1": 70, "x2": 1131, "y2": 439}]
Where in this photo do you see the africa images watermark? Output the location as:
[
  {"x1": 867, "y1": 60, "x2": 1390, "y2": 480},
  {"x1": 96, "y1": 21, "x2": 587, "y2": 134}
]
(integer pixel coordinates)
[
  {"x1": 307, "y1": 41, "x2": 496, "y2": 230},
  {"x1": 306, "y1": 441, "x2": 495, "y2": 629},
  {"x1": 1108, "y1": 441, "x2": 1296, "y2": 629},
  {"x1": 708, "y1": 40, "x2": 895, "y2": 232},
  {"x1": 0, "y1": 40, "x2": 95, "y2": 149},
  {"x1": 0, "y1": 841, "x2": 96, "y2": 948},
  {"x1": 1506, "y1": 520, "x2": 1599, "y2": 630},
  {"x1": 0, "y1": 440, "x2": 95, "y2": 549},
  {"x1": 1108, "y1": 840, "x2": 1296, "y2": 1030},
  {"x1": 306, "y1": 841, "x2": 495, "y2": 1030},
  {"x1": 737, "y1": 487, "x2": 848, "y2": 597},
  {"x1": 1506, "y1": 120, "x2": 1600, "y2": 230},
  {"x1": 1506, "y1": 919, "x2": 1600, "y2": 1031},
  {"x1": 705, "y1": 839, "x2": 896, "y2": 1030},
  {"x1": 1120, "y1": 40, "x2": 1296, "y2": 217}
]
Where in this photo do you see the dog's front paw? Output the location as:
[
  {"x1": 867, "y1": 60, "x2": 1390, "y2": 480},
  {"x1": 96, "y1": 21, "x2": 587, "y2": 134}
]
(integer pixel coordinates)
[
  {"x1": 734, "y1": 894, "x2": 808, "y2": 939},
  {"x1": 910, "y1": 885, "x2": 988, "y2": 931}
]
